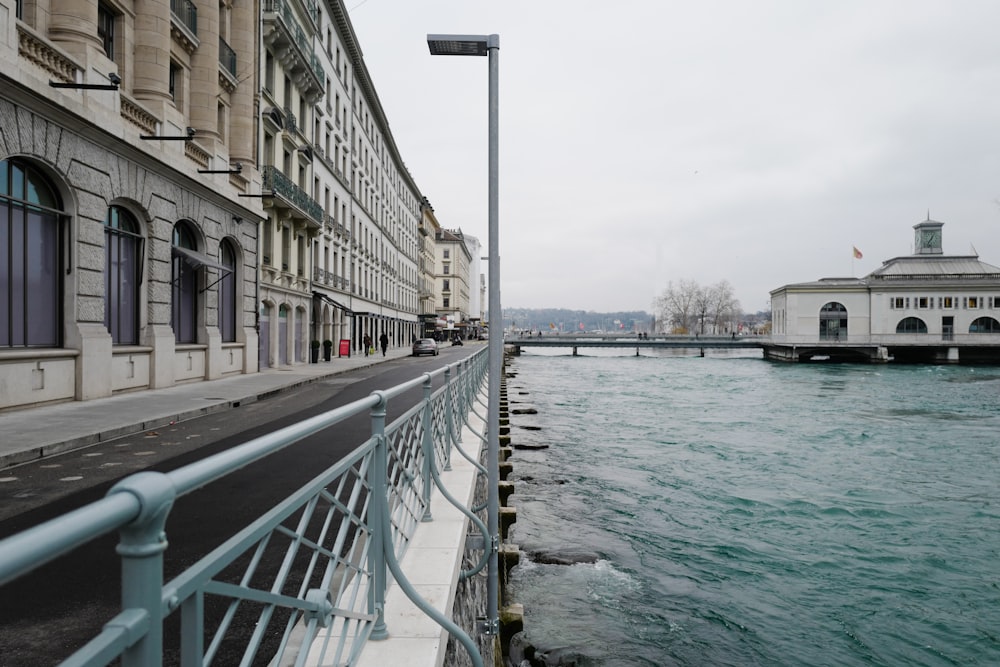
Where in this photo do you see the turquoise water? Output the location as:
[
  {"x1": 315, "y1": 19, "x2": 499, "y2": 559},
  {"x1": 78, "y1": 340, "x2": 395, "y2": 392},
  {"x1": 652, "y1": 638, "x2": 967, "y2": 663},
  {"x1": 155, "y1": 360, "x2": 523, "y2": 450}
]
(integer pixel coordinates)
[{"x1": 505, "y1": 350, "x2": 1000, "y2": 666}]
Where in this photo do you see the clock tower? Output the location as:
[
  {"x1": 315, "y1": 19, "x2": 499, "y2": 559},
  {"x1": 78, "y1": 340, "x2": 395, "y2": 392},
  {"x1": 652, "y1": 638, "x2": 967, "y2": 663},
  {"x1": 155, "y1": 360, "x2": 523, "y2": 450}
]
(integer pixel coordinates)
[{"x1": 913, "y1": 217, "x2": 943, "y2": 255}]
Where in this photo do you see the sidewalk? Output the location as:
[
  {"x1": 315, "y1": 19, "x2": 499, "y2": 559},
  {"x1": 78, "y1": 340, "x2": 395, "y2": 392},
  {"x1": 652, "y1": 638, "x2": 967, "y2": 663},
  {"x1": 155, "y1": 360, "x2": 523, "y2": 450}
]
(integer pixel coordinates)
[{"x1": 0, "y1": 346, "x2": 419, "y2": 470}]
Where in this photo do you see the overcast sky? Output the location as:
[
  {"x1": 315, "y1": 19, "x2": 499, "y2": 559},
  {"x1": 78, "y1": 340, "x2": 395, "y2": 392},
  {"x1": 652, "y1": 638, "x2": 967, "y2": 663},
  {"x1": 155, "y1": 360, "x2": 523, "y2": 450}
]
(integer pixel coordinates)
[{"x1": 346, "y1": 1, "x2": 1000, "y2": 314}]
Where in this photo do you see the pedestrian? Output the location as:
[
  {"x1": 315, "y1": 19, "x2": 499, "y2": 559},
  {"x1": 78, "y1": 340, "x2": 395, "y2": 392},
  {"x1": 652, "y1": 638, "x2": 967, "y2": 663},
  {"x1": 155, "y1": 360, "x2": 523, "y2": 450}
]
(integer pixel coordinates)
[
  {"x1": 363, "y1": 333, "x2": 372, "y2": 357},
  {"x1": 379, "y1": 331, "x2": 388, "y2": 356}
]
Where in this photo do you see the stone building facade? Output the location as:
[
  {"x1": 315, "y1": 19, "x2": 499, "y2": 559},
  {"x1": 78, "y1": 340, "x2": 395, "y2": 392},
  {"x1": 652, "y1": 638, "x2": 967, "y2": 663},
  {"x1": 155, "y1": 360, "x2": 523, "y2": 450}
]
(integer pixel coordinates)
[
  {"x1": 263, "y1": 0, "x2": 422, "y2": 365},
  {"x1": 769, "y1": 219, "x2": 1000, "y2": 363},
  {"x1": 435, "y1": 228, "x2": 473, "y2": 334},
  {"x1": 0, "y1": 0, "x2": 263, "y2": 410}
]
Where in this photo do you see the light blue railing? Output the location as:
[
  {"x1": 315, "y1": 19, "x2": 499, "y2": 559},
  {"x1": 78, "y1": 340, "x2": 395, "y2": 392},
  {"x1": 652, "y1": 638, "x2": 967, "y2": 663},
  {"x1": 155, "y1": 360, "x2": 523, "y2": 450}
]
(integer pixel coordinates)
[{"x1": 0, "y1": 348, "x2": 489, "y2": 667}]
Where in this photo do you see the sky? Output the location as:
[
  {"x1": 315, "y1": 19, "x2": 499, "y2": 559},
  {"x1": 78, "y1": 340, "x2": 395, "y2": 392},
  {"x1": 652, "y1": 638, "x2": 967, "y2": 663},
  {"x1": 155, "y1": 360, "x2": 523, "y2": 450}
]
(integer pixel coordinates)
[{"x1": 346, "y1": 1, "x2": 1000, "y2": 315}]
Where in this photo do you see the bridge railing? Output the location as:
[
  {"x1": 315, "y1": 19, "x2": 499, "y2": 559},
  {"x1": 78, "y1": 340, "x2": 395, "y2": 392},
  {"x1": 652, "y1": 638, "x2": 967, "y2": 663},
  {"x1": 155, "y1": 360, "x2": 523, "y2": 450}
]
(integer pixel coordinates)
[{"x1": 0, "y1": 347, "x2": 489, "y2": 667}]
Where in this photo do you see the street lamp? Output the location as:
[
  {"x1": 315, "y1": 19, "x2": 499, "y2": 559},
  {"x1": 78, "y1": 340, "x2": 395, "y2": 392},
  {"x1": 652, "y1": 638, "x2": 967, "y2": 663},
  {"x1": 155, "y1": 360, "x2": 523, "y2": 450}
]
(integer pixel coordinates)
[{"x1": 427, "y1": 33, "x2": 500, "y2": 638}]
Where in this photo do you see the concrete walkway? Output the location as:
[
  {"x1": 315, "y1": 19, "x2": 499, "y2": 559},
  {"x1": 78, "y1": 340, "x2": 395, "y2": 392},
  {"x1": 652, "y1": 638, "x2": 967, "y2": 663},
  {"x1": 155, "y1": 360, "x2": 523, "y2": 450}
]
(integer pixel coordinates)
[{"x1": 0, "y1": 346, "x2": 419, "y2": 470}]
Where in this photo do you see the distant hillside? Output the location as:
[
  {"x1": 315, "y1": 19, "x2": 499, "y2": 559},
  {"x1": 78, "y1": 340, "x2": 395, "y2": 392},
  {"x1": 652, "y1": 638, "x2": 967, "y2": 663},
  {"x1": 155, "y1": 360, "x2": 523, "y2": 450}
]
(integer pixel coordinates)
[{"x1": 503, "y1": 308, "x2": 652, "y2": 333}]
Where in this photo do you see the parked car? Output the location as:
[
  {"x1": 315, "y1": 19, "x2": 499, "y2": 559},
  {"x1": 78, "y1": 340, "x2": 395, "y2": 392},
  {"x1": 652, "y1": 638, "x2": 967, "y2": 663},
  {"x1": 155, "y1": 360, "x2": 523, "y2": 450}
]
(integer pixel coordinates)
[{"x1": 412, "y1": 338, "x2": 439, "y2": 356}]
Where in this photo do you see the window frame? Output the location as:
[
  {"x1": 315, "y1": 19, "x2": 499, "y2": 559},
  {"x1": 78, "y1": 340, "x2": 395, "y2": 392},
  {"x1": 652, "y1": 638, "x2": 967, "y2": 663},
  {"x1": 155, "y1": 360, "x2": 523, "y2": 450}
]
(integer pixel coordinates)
[
  {"x1": 103, "y1": 205, "x2": 144, "y2": 345},
  {"x1": 0, "y1": 158, "x2": 64, "y2": 348}
]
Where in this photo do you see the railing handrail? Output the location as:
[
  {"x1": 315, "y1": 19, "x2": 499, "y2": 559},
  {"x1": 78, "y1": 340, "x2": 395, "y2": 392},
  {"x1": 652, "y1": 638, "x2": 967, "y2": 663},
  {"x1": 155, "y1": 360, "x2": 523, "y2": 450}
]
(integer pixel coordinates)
[{"x1": 0, "y1": 349, "x2": 490, "y2": 666}]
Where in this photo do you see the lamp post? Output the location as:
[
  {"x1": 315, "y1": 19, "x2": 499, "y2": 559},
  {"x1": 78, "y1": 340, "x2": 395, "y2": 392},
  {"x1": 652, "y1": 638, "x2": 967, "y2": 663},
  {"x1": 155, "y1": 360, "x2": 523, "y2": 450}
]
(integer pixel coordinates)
[{"x1": 427, "y1": 33, "x2": 500, "y2": 637}]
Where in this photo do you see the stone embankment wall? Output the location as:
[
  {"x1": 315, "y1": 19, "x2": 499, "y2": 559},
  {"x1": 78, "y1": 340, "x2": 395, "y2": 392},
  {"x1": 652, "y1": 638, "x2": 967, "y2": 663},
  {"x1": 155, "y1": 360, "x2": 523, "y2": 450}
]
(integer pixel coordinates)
[{"x1": 445, "y1": 359, "x2": 520, "y2": 667}]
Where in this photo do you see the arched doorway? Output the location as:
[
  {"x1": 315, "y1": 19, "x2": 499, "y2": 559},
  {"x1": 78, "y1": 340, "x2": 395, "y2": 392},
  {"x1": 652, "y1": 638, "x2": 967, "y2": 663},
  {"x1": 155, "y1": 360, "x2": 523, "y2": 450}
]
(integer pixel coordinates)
[{"x1": 819, "y1": 302, "x2": 847, "y2": 340}]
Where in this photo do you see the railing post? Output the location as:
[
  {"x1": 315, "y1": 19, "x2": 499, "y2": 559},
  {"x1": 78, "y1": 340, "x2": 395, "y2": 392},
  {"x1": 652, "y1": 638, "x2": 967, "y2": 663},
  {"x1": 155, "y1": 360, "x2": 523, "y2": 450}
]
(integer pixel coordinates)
[
  {"x1": 443, "y1": 365, "x2": 454, "y2": 471},
  {"x1": 420, "y1": 373, "x2": 435, "y2": 522},
  {"x1": 108, "y1": 472, "x2": 178, "y2": 667},
  {"x1": 368, "y1": 390, "x2": 390, "y2": 640}
]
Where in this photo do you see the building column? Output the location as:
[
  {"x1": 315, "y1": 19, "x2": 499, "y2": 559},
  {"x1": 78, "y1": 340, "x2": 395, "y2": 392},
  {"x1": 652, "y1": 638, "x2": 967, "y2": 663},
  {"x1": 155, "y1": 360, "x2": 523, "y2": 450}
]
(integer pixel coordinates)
[
  {"x1": 228, "y1": 0, "x2": 256, "y2": 165},
  {"x1": 188, "y1": 0, "x2": 220, "y2": 143},
  {"x1": 133, "y1": 0, "x2": 172, "y2": 104},
  {"x1": 48, "y1": 0, "x2": 101, "y2": 61}
]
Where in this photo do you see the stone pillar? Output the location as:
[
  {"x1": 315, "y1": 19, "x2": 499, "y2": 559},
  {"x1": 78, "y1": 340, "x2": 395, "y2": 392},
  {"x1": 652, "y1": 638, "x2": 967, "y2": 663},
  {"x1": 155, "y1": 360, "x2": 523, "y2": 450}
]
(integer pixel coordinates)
[
  {"x1": 188, "y1": 0, "x2": 220, "y2": 143},
  {"x1": 242, "y1": 327, "x2": 259, "y2": 372},
  {"x1": 228, "y1": 0, "x2": 256, "y2": 165},
  {"x1": 48, "y1": 0, "x2": 101, "y2": 61},
  {"x1": 146, "y1": 324, "x2": 176, "y2": 388},
  {"x1": 204, "y1": 327, "x2": 223, "y2": 379},
  {"x1": 132, "y1": 0, "x2": 172, "y2": 103},
  {"x1": 69, "y1": 323, "x2": 113, "y2": 400}
]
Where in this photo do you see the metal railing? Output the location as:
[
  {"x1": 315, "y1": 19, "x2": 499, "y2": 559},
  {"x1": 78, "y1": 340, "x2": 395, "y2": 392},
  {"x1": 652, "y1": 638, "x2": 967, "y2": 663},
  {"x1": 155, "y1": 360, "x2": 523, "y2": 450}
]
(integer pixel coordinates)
[
  {"x1": 169, "y1": 0, "x2": 197, "y2": 35},
  {"x1": 262, "y1": 165, "x2": 324, "y2": 223},
  {"x1": 0, "y1": 349, "x2": 490, "y2": 667},
  {"x1": 218, "y1": 37, "x2": 236, "y2": 77}
]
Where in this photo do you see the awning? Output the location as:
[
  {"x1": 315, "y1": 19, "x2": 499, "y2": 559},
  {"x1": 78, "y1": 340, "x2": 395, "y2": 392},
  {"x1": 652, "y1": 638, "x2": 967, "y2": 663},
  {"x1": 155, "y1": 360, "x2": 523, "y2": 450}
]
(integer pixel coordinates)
[
  {"x1": 172, "y1": 246, "x2": 233, "y2": 274},
  {"x1": 313, "y1": 291, "x2": 355, "y2": 315}
]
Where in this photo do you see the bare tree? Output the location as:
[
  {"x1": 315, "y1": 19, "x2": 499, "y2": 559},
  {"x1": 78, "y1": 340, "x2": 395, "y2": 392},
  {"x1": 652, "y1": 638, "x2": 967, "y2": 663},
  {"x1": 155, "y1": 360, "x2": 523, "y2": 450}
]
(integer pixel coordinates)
[
  {"x1": 655, "y1": 279, "x2": 701, "y2": 333},
  {"x1": 708, "y1": 280, "x2": 740, "y2": 334},
  {"x1": 655, "y1": 279, "x2": 742, "y2": 334}
]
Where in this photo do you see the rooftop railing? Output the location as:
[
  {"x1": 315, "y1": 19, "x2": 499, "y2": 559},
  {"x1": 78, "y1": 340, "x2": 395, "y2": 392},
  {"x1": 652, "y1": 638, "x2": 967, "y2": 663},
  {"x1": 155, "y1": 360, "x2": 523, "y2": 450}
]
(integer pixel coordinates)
[{"x1": 0, "y1": 350, "x2": 490, "y2": 667}]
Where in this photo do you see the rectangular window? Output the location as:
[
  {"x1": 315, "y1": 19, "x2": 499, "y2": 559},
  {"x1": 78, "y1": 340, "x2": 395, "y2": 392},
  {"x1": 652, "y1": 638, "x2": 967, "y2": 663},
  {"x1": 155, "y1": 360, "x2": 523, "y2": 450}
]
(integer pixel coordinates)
[
  {"x1": 443, "y1": 263, "x2": 450, "y2": 275},
  {"x1": 942, "y1": 296, "x2": 954, "y2": 309},
  {"x1": 282, "y1": 226, "x2": 290, "y2": 271},
  {"x1": 968, "y1": 297, "x2": 980, "y2": 309},
  {"x1": 917, "y1": 297, "x2": 928, "y2": 309},
  {"x1": 265, "y1": 51, "x2": 274, "y2": 92},
  {"x1": 891, "y1": 297, "x2": 905, "y2": 309},
  {"x1": 169, "y1": 61, "x2": 185, "y2": 110},
  {"x1": 98, "y1": 2, "x2": 116, "y2": 60},
  {"x1": 443, "y1": 297, "x2": 450, "y2": 308},
  {"x1": 443, "y1": 279, "x2": 450, "y2": 292},
  {"x1": 443, "y1": 249, "x2": 450, "y2": 259},
  {"x1": 262, "y1": 221, "x2": 272, "y2": 265}
]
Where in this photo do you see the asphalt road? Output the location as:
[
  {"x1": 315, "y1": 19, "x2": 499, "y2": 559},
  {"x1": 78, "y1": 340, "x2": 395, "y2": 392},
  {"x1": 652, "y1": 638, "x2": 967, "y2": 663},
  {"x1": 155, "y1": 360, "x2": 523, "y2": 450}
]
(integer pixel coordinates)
[{"x1": 0, "y1": 344, "x2": 478, "y2": 667}]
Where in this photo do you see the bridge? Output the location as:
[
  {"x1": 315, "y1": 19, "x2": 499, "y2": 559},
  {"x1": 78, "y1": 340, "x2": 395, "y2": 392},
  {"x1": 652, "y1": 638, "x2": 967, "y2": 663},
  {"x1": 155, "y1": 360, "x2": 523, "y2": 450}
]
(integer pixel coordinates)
[
  {"x1": 506, "y1": 334, "x2": 763, "y2": 356},
  {"x1": 507, "y1": 333, "x2": 1000, "y2": 363}
]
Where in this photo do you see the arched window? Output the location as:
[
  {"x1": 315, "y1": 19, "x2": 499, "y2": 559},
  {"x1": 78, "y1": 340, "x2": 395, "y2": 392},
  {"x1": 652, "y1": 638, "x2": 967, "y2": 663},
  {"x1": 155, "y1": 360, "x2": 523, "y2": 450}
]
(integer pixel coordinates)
[
  {"x1": 104, "y1": 206, "x2": 143, "y2": 344},
  {"x1": 218, "y1": 239, "x2": 237, "y2": 342},
  {"x1": 819, "y1": 302, "x2": 847, "y2": 340},
  {"x1": 172, "y1": 221, "x2": 199, "y2": 343},
  {"x1": 896, "y1": 317, "x2": 927, "y2": 334},
  {"x1": 1, "y1": 158, "x2": 63, "y2": 347},
  {"x1": 969, "y1": 317, "x2": 1000, "y2": 333}
]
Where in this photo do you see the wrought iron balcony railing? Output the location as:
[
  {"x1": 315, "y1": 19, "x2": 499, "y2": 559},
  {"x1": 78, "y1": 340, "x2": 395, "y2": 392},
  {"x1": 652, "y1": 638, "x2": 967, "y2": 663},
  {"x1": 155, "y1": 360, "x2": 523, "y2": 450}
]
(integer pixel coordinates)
[{"x1": 262, "y1": 165, "x2": 323, "y2": 224}]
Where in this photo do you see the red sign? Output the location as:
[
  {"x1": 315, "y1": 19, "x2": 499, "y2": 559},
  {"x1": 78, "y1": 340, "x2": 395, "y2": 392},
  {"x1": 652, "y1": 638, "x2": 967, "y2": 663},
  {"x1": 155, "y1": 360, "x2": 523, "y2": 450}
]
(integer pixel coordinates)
[{"x1": 338, "y1": 339, "x2": 351, "y2": 357}]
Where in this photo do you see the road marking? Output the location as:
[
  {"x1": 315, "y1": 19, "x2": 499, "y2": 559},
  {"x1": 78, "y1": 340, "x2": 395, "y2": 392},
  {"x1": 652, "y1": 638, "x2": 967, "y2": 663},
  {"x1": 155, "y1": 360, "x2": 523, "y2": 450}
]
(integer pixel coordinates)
[
  {"x1": 134, "y1": 451, "x2": 156, "y2": 456},
  {"x1": 60, "y1": 476, "x2": 84, "y2": 482},
  {"x1": 84, "y1": 452, "x2": 103, "y2": 457},
  {"x1": 0, "y1": 477, "x2": 18, "y2": 483},
  {"x1": 100, "y1": 462, "x2": 123, "y2": 468}
]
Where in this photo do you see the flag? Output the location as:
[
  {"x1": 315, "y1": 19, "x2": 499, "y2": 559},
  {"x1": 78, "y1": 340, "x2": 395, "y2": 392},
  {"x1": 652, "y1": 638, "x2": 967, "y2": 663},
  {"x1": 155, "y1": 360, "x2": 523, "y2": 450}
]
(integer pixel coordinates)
[{"x1": 853, "y1": 246, "x2": 863, "y2": 259}]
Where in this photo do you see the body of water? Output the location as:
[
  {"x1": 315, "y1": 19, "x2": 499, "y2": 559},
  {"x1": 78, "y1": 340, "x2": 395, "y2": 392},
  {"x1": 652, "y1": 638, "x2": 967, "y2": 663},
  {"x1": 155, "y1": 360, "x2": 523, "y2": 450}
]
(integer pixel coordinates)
[{"x1": 504, "y1": 349, "x2": 1000, "y2": 666}]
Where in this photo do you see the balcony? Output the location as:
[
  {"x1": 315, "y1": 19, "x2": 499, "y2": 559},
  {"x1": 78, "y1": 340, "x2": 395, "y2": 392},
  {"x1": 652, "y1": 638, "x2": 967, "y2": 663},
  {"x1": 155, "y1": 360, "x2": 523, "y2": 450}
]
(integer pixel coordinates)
[
  {"x1": 218, "y1": 37, "x2": 236, "y2": 76},
  {"x1": 261, "y1": 0, "x2": 324, "y2": 102},
  {"x1": 262, "y1": 165, "x2": 323, "y2": 226},
  {"x1": 170, "y1": 0, "x2": 198, "y2": 51},
  {"x1": 283, "y1": 106, "x2": 297, "y2": 134}
]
